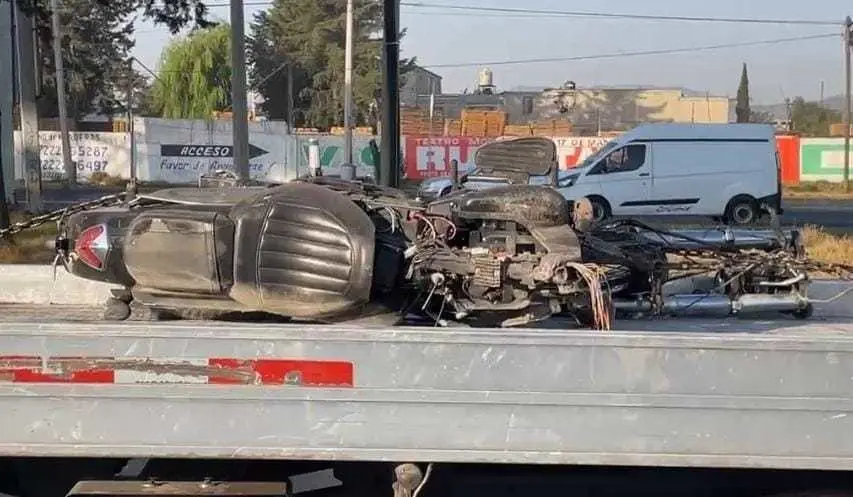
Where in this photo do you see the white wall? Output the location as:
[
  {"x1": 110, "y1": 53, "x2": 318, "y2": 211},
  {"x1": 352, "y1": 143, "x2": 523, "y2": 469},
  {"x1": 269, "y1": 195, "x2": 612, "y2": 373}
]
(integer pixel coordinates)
[{"x1": 12, "y1": 118, "x2": 380, "y2": 184}]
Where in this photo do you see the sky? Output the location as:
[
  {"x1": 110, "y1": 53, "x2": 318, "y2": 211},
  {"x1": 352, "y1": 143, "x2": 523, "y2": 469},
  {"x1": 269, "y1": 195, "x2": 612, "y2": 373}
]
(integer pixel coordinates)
[{"x1": 131, "y1": 0, "x2": 852, "y2": 105}]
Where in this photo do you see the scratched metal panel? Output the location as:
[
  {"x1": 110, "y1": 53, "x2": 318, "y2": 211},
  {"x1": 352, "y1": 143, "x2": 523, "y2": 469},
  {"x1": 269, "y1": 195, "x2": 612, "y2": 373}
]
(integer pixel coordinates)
[{"x1": 0, "y1": 321, "x2": 852, "y2": 469}]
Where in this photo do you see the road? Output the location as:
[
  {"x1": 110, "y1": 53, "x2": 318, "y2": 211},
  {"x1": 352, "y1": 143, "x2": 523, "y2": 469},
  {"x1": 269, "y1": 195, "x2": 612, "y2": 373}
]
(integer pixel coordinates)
[
  {"x1": 620, "y1": 198, "x2": 853, "y2": 233},
  {"x1": 11, "y1": 187, "x2": 853, "y2": 233},
  {"x1": 781, "y1": 198, "x2": 853, "y2": 234}
]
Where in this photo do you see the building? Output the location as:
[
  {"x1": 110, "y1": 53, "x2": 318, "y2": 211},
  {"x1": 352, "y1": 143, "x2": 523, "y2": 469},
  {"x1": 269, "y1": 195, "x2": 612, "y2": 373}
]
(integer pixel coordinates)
[
  {"x1": 400, "y1": 66, "x2": 443, "y2": 106},
  {"x1": 411, "y1": 70, "x2": 732, "y2": 135},
  {"x1": 519, "y1": 87, "x2": 730, "y2": 133}
]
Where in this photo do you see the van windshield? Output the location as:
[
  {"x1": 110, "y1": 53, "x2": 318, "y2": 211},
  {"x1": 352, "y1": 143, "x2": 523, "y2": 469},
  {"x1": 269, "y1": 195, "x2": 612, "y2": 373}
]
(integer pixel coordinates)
[{"x1": 577, "y1": 140, "x2": 618, "y2": 169}]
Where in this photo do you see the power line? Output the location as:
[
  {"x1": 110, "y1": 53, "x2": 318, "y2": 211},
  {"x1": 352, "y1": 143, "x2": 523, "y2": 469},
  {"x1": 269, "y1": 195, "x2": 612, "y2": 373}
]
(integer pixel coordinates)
[
  {"x1": 198, "y1": 1, "x2": 571, "y2": 18},
  {"x1": 422, "y1": 33, "x2": 839, "y2": 69},
  {"x1": 195, "y1": 1, "x2": 844, "y2": 26},
  {"x1": 400, "y1": 2, "x2": 844, "y2": 26},
  {"x1": 204, "y1": 1, "x2": 271, "y2": 6}
]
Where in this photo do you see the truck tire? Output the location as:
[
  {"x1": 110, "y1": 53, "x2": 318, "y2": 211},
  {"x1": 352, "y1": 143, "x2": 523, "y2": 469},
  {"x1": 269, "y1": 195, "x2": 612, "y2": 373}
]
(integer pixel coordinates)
[
  {"x1": 587, "y1": 196, "x2": 612, "y2": 223},
  {"x1": 725, "y1": 195, "x2": 759, "y2": 225}
]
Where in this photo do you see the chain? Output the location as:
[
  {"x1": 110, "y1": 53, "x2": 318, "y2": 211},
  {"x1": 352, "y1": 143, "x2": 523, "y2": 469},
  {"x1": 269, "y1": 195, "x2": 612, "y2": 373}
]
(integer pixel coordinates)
[{"x1": 0, "y1": 192, "x2": 129, "y2": 240}]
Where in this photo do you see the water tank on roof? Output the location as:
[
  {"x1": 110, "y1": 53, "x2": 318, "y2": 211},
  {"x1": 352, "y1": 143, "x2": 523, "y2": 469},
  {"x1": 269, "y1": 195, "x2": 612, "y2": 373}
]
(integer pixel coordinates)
[{"x1": 478, "y1": 68, "x2": 493, "y2": 88}]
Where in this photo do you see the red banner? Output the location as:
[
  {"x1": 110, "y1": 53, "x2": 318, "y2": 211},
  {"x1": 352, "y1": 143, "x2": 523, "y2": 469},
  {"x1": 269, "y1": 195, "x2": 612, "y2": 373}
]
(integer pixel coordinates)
[
  {"x1": 404, "y1": 136, "x2": 494, "y2": 180},
  {"x1": 403, "y1": 135, "x2": 612, "y2": 180},
  {"x1": 775, "y1": 134, "x2": 800, "y2": 186}
]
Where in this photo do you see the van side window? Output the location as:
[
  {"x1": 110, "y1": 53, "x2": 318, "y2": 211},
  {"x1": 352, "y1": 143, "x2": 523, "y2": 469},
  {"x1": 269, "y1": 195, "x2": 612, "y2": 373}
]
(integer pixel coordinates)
[{"x1": 599, "y1": 144, "x2": 647, "y2": 174}]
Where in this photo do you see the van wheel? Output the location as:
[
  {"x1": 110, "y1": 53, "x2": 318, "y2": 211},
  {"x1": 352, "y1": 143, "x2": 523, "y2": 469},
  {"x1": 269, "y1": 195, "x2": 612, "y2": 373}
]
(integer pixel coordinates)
[
  {"x1": 725, "y1": 195, "x2": 759, "y2": 225},
  {"x1": 588, "y1": 196, "x2": 612, "y2": 223}
]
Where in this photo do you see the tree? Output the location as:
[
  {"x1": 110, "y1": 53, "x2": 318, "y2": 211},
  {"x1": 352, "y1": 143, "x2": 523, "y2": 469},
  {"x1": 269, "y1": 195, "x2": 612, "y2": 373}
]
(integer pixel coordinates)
[
  {"x1": 15, "y1": 0, "x2": 213, "y2": 35},
  {"x1": 10, "y1": 0, "x2": 213, "y2": 120},
  {"x1": 149, "y1": 24, "x2": 232, "y2": 119},
  {"x1": 749, "y1": 109, "x2": 776, "y2": 124},
  {"x1": 735, "y1": 63, "x2": 751, "y2": 123},
  {"x1": 790, "y1": 97, "x2": 841, "y2": 136},
  {"x1": 247, "y1": 0, "x2": 416, "y2": 130},
  {"x1": 28, "y1": 0, "x2": 139, "y2": 120}
]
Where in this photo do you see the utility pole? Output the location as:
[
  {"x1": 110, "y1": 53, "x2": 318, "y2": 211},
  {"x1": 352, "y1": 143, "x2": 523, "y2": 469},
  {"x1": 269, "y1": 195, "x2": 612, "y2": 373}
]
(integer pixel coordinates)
[
  {"x1": 14, "y1": 3, "x2": 42, "y2": 212},
  {"x1": 844, "y1": 16, "x2": 852, "y2": 193},
  {"x1": 785, "y1": 98, "x2": 792, "y2": 132},
  {"x1": 343, "y1": 0, "x2": 354, "y2": 165},
  {"x1": 127, "y1": 58, "x2": 137, "y2": 192},
  {"x1": 0, "y1": 110, "x2": 9, "y2": 229},
  {"x1": 50, "y1": 0, "x2": 75, "y2": 185},
  {"x1": 0, "y1": 1, "x2": 14, "y2": 207},
  {"x1": 230, "y1": 0, "x2": 250, "y2": 183},
  {"x1": 379, "y1": 0, "x2": 400, "y2": 188},
  {"x1": 287, "y1": 63, "x2": 294, "y2": 133}
]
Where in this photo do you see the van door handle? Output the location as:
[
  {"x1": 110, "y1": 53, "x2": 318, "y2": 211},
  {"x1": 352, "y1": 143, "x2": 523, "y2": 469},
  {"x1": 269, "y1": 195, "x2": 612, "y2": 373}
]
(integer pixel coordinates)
[{"x1": 638, "y1": 172, "x2": 650, "y2": 177}]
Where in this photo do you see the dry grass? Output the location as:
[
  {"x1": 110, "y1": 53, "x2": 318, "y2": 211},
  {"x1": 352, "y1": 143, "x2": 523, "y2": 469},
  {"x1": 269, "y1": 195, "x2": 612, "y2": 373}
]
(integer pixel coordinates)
[
  {"x1": 801, "y1": 225, "x2": 853, "y2": 267},
  {"x1": 784, "y1": 181, "x2": 853, "y2": 199},
  {"x1": 88, "y1": 172, "x2": 130, "y2": 188},
  {"x1": 0, "y1": 213, "x2": 58, "y2": 264}
]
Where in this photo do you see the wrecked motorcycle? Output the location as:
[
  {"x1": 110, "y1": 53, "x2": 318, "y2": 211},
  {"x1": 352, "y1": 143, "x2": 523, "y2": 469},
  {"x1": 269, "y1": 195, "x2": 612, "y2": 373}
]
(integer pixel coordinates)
[{"x1": 52, "y1": 138, "x2": 817, "y2": 328}]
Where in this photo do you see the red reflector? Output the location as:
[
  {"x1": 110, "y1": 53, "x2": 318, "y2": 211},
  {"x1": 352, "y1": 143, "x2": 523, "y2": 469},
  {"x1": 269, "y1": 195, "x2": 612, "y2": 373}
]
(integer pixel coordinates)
[
  {"x1": 0, "y1": 356, "x2": 355, "y2": 387},
  {"x1": 208, "y1": 358, "x2": 354, "y2": 387},
  {"x1": 75, "y1": 224, "x2": 108, "y2": 270},
  {"x1": 0, "y1": 356, "x2": 114, "y2": 383}
]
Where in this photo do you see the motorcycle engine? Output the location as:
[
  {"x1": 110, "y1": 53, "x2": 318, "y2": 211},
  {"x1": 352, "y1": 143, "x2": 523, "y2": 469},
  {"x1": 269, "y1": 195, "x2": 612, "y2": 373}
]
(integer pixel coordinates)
[{"x1": 386, "y1": 184, "x2": 600, "y2": 327}]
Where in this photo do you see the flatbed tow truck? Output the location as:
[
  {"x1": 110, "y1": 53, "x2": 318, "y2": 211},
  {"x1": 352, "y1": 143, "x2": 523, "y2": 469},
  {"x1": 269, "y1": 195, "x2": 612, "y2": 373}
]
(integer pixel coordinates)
[{"x1": 2, "y1": 3, "x2": 853, "y2": 496}]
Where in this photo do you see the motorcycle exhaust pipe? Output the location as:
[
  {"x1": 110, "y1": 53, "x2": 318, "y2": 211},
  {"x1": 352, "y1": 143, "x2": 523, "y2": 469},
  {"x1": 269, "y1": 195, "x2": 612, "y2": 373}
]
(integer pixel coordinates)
[
  {"x1": 639, "y1": 229, "x2": 794, "y2": 250},
  {"x1": 614, "y1": 293, "x2": 810, "y2": 317}
]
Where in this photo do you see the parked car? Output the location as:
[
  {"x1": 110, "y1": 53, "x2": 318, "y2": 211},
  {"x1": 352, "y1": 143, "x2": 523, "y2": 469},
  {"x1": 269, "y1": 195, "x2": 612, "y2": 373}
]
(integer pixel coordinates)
[{"x1": 557, "y1": 123, "x2": 783, "y2": 225}]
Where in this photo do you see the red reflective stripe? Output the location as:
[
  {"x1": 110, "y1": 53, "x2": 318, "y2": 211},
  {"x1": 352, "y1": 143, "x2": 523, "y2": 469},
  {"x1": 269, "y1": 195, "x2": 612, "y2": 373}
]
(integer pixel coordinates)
[
  {"x1": 208, "y1": 358, "x2": 354, "y2": 387},
  {"x1": 0, "y1": 356, "x2": 114, "y2": 383},
  {"x1": 8, "y1": 369, "x2": 114, "y2": 383},
  {"x1": 0, "y1": 356, "x2": 354, "y2": 387}
]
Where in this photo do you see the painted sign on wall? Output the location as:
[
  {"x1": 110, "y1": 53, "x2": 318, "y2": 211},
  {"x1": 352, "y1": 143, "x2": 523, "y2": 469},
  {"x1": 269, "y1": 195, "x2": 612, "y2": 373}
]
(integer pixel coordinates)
[
  {"x1": 552, "y1": 136, "x2": 611, "y2": 169},
  {"x1": 295, "y1": 135, "x2": 377, "y2": 176},
  {"x1": 403, "y1": 136, "x2": 493, "y2": 180},
  {"x1": 134, "y1": 118, "x2": 293, "y2": 184},
  {"x1": 403, "y1": 135, "x2": 617, "y2": 180},
  {"x1": 13, "y1": 131, "x2": 130, "y2": 182},
  {"x1": 134, "y1": 119, "x2": 378, "y2": 183},
  {"x1": 800, "y1": 138, "x2": 853, "y2": 182}
]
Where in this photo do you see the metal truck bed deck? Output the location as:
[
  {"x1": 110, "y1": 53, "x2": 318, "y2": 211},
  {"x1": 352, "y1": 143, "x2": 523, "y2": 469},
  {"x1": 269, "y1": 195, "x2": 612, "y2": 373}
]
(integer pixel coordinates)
[{"x1": 0, "y1": 315, "x2": 852, "y2": 470}]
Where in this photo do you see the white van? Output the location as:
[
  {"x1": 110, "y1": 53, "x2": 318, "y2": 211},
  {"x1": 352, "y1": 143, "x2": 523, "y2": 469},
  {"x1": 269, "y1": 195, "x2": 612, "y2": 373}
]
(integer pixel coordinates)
[{"x1": 557, "y1": 123, "x2": 782, "y2": 225}]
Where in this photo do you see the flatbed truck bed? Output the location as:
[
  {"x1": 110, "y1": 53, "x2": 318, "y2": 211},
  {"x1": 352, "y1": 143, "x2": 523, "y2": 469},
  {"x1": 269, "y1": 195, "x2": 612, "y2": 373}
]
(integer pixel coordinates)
[
  {"x1": 1, "y1": 280, "x2": 852, "y2": 496},
  {"x1": 0, "y1": 315, "x2": 851, "y2": 469}
]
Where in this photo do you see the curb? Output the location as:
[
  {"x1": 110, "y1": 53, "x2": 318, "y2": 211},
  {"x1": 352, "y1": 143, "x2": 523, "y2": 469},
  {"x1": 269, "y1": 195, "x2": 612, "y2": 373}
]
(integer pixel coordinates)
[{"x1": 0, "y1": 264, "x2": 115, "y2": 306}]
